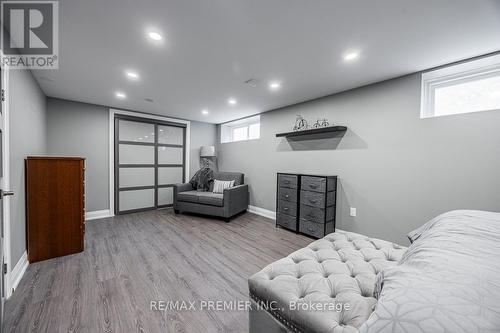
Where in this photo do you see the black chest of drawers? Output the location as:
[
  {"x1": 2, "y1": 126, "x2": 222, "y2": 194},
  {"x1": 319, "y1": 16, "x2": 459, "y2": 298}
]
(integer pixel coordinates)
[{"x1": 276, "y1": 173, "x2": 337, "y2": 238}]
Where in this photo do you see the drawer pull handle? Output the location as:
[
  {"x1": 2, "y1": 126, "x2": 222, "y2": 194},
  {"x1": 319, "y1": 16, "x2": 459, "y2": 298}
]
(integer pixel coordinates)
[
  {"x1": 284, "y1": 180, "x2": 290, "y2": 184},
  {"x1": 309, "y1": 199, "x2": 317, "y2": 203},
  {"x1": 284, "y1": 207, "x2": 288, "y2": 211},
  {"x1": 309, "y1": 184, "x2": 318, "y2": 189},
  {"x1": 285, "y1": 194, "x2": 290, "y2": 198}
]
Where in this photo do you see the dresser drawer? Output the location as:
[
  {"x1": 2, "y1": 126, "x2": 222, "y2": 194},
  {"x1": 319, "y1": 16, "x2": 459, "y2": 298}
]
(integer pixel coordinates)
[
  {"x1": 301, "y1": 176, "x2": 326, "y2": 193},
  {"x1": 301, "y1": 190, "x2": 336, "y2": 208},
  {"x1": 278, "y1": 174, "x2": 298, "y2": 189},
  {"x1": 300, "y1": 190, "x2": 324, "y2": 208},
  {"x1": 277, "y1": 213, "x2": 297, "y2": 231},
  {"x1": 300, "y1": 204, "x2": 335, "y2": 223},
  {"x1": 278, "y1": 187, "x2": 297, "y2": 203},
  {"x1": 278, "y1": 200, "x2": 297, "y2": 216},
  {"x1": 300, "y1": 219, "x2": 334, "y2": 238},
  {"x1": 299, "y1": 219, "x2": 322, "y2": 238}
]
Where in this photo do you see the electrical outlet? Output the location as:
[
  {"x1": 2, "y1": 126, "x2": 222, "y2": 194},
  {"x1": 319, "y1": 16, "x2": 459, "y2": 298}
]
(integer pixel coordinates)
[{"x1": 350, "y1": 207, "x2": 357, "y2": 217}]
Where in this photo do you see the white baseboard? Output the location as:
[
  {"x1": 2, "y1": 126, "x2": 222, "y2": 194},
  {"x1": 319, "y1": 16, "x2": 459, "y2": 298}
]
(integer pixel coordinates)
[
  {"x1": 9, "y1": 251, "x2": 28, "y2": 298},
  {"x1": 85, "y1": 209, "x2": 113, "y2": 221},
  {"x1": 248, "y1": 205, "x2": 276, "y2": 220}
]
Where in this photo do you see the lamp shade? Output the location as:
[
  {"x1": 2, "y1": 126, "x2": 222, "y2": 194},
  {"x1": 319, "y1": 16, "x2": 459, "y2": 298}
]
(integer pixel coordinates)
[{"x1": 200, "y1": 145, "x2": 216, "y2": 157}]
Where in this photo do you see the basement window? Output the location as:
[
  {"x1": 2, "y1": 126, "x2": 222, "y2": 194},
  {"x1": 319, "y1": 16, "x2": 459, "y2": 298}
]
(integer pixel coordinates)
[
  {"x1": 221, "y1": 115, "x2": 260, "y2": 143},
  {"x1": 421, "y1": 54, "x2": 500, "y2": 118}
]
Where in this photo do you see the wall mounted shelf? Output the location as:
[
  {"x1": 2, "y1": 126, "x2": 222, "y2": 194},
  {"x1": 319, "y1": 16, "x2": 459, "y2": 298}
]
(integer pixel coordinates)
[{"x1": 276, "y1": 126, "x2": 347, "y2": 138}]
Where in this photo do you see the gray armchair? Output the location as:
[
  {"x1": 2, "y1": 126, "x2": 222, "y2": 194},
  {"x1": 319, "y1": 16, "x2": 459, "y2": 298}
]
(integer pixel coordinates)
[{"x1": 173, "y1": 172, "x2": 249, "y2": 222}]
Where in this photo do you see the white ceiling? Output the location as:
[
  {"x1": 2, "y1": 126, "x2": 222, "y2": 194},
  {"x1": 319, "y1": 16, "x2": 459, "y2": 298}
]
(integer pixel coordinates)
[{"x1": 33, "y1": 0, "x2": 500, "y2": 124}]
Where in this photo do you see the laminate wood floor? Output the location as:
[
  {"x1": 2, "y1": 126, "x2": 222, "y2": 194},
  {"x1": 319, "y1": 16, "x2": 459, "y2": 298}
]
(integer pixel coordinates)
[{"x1": 3, "y1": 210, "x2": 312, "y2": 333}]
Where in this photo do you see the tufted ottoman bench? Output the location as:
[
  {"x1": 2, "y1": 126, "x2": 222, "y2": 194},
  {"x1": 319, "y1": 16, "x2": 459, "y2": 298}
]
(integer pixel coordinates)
[{"x1": 248, "y1": 230, "x2": 406, "y2": 333}]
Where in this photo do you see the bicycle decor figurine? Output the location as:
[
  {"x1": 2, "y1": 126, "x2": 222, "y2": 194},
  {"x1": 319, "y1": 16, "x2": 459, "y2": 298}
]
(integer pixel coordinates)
[
  {"x1": 312, "y1": 118, "x2": 330, "y2": 128},
  {"x1": 292, "y1": 115, "x2": 309, "y2": 131},
  {"x1": 293, "y1": 115, "x2": 331, "y2": 132}
]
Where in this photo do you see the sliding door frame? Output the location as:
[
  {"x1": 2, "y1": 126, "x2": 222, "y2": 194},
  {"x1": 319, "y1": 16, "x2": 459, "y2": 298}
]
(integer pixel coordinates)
[{"x1": 109, "y1": 109, "x2": 190, "y2": 215}]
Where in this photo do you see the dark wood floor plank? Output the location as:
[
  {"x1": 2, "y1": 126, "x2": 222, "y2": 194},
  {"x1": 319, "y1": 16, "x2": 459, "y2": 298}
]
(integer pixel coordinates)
[{"x1": 3, "y1": 210, "x2": 313, "y2": 333}]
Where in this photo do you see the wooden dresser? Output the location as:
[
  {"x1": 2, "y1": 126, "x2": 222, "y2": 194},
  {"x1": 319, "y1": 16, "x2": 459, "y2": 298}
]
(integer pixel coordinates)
[
  {"x1": 26, "y1": 157, "x2": 85, "y2": 263},
  {"x1": 276, "y1": 173, "x2": 337, "y2": 238}
]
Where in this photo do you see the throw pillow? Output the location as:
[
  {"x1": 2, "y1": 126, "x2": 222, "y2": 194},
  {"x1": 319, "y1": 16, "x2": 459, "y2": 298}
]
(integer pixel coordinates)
[{"x1": 212, "y1": 179, "x2": 235, "y2": 194}]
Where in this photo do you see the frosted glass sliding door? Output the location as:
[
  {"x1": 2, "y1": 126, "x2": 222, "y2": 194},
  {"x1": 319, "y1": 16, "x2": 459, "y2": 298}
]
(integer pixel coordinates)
[{"x1": 115, "y1": 117, "x2": 186, "y2": 214}]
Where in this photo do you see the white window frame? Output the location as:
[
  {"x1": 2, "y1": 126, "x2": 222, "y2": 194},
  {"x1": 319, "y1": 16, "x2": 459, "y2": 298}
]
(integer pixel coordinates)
[
  {"x1": 421, "y1": 54, "x2": 500, "y2": 119},
  {"x1": 221, "y1": 115, "x2": 260, "y2": 143}
]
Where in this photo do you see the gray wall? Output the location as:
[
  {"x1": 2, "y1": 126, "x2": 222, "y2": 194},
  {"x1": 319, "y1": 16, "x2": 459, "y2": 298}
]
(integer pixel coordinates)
[
  {"x1": 189, "y1": 121, "x2": 218, "y2": 176},
  {"x1": 217, "y1": 74, "x2": 500, "y2": 245},
  {"x1": 45, "y1": 98, "x2": 217, "y2": 212},
  {"x1": 9, "y1": 69, "x2": 47, "y2": 266},
  {"x1": 46, "y1": 98, "x2": 109, "y2": 211}
]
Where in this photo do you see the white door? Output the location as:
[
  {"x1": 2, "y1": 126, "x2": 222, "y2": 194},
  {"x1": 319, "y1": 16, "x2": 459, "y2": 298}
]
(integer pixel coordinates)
[{"x1": 0, "y1": 53, "x2": 13, "y2": 330}]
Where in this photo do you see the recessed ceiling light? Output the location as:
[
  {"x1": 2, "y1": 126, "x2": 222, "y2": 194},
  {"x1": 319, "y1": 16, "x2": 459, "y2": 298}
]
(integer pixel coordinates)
[
  {"x1": 147, "y1": 31, "x2": 162, "y2": 41},
  {"x1": 202, "y1": 109, "x2": 209, "y2": 115},
  {"x1": 343, "y1": 51, "x2": 360, "y2": 62},
  {"x1": 125, "y1": 71, "x2": 139, "y2": 80},
  {"x1": 269, "y1": 81, "x2": 281, "y2": 91},
  {"x1": 228, "y1": 98, "x2": 237, "y2": 105},
  {"x1": 115, "y1": 91, "x2": 126, "y2": 99}
]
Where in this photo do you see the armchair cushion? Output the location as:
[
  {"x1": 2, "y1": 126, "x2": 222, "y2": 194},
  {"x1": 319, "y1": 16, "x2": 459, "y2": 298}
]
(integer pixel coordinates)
[
  {"x1": 197, "y1": 192, "x2": 224, "y2": 206},
  {"x1": 177, "y1": 190, "x2": 200, "y2": 203},
  {"x1": 209, "y1": 172, "x2": 244, "y2": 191}
]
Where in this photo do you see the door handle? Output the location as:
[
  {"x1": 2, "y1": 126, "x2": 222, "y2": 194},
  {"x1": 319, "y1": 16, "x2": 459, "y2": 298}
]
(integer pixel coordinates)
[{"x1": 0, "y1": 190, "x2": 14, "y2": 198}]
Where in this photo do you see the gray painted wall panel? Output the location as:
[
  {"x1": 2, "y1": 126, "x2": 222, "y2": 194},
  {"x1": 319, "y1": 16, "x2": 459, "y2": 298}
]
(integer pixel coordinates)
[
  {"x1": 9, "y1": 69, "x2": 47, "y2": 266},
  {"x1": 46, "y1": 98, "x2": 109, "y2": 211},
  {"x1": 217, "y1": 74, "x2": 500, "y2": 245},
  {"x1": 189, "y1": 121, "x2": 217, "y2": 176}
]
